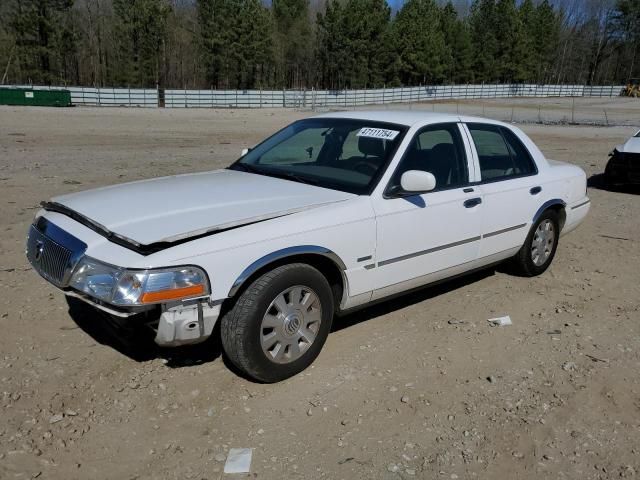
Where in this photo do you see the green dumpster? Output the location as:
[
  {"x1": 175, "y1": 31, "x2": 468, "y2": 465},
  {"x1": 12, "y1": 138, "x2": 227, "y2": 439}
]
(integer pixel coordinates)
[{"x1": 0, "y1": 88, "x2": 72, "y2": 107}]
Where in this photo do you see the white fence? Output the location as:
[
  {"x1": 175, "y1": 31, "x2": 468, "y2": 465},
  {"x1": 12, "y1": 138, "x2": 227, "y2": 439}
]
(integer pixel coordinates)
[
  {"x1": 12, "y1": 85, "x2": 158, "y2": 107},
  {"x1": 7, "y1": 83, "x2": 625, "y2": 108}
]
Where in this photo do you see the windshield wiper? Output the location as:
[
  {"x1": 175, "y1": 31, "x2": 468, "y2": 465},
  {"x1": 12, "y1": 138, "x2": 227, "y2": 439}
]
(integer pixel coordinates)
[
  {"x1": 261, "y1": 170, "x2": 319, "y2": 186},
  {"x1": 230, "y1": 163, "x2": 263, "y2": 174},
  {"x1": 231, "y1": 163, "x2": 317, "y2": 186}
]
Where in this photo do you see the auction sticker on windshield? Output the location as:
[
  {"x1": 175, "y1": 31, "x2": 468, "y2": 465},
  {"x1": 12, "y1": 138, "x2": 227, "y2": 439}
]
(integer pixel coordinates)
[{"x1": 356, "y1": 127, "x2": 400, "y2": 140}]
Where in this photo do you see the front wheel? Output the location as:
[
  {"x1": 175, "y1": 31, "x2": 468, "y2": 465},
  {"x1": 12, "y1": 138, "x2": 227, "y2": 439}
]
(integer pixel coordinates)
[
  {"x1": 220, "y1": 263, "x2": 334, "y2": 383},
  {"x1": 511, "y1": 210, "x2": 560, "y2": 277}
]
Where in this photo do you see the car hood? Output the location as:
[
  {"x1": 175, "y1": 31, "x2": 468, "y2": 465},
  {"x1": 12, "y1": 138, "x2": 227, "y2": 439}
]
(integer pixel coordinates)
[
  {"x1": 48, "y1": 169, "x2": 353, "y2": 248},
  {"x1": 618, "y1": 136, "x2": 640, "y2": 154}
]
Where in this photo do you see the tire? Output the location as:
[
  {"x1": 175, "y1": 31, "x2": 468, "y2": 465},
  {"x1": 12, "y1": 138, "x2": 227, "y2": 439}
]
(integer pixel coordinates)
[
  {"x1": 512, "y1": 210, "x2": 560, "y2": 277},
  {"x1": 220, "y1": 263, "x2": 334, "y2": 383}
]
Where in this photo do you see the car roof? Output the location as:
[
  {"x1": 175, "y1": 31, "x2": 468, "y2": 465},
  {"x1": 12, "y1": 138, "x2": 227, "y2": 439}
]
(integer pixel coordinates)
[{"x1": 311, "y1": 109, "x2": 509, "y2": 128}]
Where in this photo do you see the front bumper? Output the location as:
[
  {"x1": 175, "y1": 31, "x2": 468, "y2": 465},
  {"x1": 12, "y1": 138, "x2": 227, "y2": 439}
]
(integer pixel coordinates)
[
  {"x1": 155, "y1": 301, "x2": 221, "y2": 347},
  {"x1": 65, "y1": 289, "x2": 221, "y2": 347},
  {"x1": 27, "y1": 216, "x2": 221, "y2": 347}
]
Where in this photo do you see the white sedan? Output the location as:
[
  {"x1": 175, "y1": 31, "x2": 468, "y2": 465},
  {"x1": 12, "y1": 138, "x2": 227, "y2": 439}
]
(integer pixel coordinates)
[{"x1": 26, "y1": 111, "x2": 590, "y2": 382}]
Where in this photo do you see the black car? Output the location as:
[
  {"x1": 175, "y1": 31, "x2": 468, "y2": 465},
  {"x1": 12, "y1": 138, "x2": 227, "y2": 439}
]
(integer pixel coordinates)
[{"x1": 605, "y1": 130, "x2": 640, "y2": 186}]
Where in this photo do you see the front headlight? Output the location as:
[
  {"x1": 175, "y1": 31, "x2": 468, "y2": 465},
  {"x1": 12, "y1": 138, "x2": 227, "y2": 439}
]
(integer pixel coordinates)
[{"x1": 69, "y1": 257, "x2": 209, "y2": 306}]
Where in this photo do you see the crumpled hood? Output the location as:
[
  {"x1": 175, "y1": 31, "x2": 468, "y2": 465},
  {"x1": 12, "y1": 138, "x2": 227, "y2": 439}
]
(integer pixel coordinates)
[
  {"x1": 618, "y1": 136, "x2": 640, "y2": 154},
  {"x1": 49, "y1": 169, "x2": 353, "y2": 246}
]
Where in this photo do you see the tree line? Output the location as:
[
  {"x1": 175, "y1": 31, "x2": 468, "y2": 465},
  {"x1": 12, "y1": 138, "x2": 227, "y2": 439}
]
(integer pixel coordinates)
[{"x1": 0, "y1": 0, "x2": 638, "y2": 90}]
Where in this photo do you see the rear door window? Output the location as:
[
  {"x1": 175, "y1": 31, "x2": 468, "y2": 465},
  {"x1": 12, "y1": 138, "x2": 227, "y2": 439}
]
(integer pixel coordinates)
[{"x1": 467, "y1": 123, "x2": 536, "y2": 181}]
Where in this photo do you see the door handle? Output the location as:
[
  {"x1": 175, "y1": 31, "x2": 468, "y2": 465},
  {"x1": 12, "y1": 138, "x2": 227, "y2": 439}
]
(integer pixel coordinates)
[
  {"x1": 463, "y1": 187, "x2": 474, "y2": 193},
  {"x1": 530, "y1": 186, "x2": 542, "y2": 195},
  {"x1": 464, "y1": 197, "x2": 482, "y2": 208}
]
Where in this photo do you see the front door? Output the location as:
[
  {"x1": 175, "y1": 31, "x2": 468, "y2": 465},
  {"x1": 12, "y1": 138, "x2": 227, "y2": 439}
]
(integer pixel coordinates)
[{"x1": 371, "y1": 123, "x2": 483, "y2": 300}]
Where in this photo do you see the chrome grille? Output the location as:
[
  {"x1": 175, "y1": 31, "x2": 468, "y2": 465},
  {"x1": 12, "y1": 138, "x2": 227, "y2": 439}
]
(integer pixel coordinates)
[{"x1": 26, "y1": 218, "x2": 87, "y2": 288}]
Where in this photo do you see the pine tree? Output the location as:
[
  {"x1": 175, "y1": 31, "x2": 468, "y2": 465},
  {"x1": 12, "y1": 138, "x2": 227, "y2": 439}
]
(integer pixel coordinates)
[
  {"x1": 273, "y1": 0, "x2": 312, "y2": 88},
  {"x1": 493, "y1": 0, "x2": 523, "y2": 82},
  {"x1": 390, "y1": 0, "x2": 446, "y2": 86},
  {"x1": 469, "y1": 0, "x2": 499, "y2": 82},
  {"x1": 316, "y1": 0, "x2": 347, "y2": 89},
  {"x1": 198, "y1": 0, "x2": 273, "y2": 89},
  {"x1": 532, "y1": 0, "x2": 561, "y2": 83},
  {"x1": 440, "y1": 2, "x2": 473, "y2": 83},
  {"x1": 7, "y1": 0, "x2": 74, "y2": 85},
  {"x1": 113, "y1": 0, "x2": 171, "y2": 87},
  {"x1": 317, "y1": 0, "x2": 390, "y2": 89}
]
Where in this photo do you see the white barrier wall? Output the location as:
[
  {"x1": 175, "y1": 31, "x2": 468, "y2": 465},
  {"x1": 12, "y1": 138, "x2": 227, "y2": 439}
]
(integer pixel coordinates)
[{"x1": 7, "y1": 84, "x2": 625, "y2": 108}]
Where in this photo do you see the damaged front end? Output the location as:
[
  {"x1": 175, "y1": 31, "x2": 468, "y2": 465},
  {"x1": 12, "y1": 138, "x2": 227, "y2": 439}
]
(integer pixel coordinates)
[
  {"x1": 26, "y1": 215, "x2": 220, "y2": 347},
  {"x1": 606, "y1": 148, "x2": 640, "y2": 185}
]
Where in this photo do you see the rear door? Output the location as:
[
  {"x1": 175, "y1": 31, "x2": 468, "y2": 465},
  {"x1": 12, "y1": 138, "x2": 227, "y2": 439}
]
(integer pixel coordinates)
[
  {"x1": 463, "y1": 123, "x2": 541, "y2": 260},
  {"x1": 370, "y1": 123, "x2": 483, "y2": 299}
]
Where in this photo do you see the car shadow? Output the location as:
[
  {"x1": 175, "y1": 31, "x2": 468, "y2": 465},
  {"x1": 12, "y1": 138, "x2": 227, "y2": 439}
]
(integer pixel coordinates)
[
  {"x1": 66, "y1": 297, "x2": 222, "y2": 367},
  {"x1": 588, "y1": 173, "x2": 640, "y2": 194},
  {"x1": 66, "y1": 267, "x2": 498, "y2": 376},
  {"x1": 332, "y1": 268, "x2": 495, "y2": 332}
]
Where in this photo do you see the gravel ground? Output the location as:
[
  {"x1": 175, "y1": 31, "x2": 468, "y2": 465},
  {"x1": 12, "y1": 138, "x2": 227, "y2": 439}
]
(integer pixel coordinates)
[{"x1": 0, "y1": 104, "x2": 639, "y2": 480}]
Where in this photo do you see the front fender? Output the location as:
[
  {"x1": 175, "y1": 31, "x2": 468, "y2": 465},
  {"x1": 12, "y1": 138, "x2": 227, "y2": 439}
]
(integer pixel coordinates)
[{"x1": 227, "y1": 245, "x2": 348, "y2": 298}]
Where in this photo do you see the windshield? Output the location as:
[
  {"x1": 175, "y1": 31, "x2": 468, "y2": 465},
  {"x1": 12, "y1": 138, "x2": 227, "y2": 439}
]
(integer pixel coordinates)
[{"x1": 229, "y1": 118, "x2": 408, "y2": 194}]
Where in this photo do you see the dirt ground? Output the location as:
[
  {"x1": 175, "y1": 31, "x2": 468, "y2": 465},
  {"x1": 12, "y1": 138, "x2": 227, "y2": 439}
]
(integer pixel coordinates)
[{"x1": 0, "y1": 104, "x2": 639, "y2": 480}]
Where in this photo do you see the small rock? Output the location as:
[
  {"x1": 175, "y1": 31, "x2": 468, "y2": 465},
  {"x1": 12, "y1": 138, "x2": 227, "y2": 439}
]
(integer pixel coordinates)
[
  {"x1": 340, "y1": 419, "x2": 349, "y2": 426},
  {"x1": 214, "y1": 453, "x2": 226, "y2": 462},
  {"x1": 387, "y1": 463, "x2": 400, "y2": 473},
  {"x1": 487, "y1": 375, "x2": 496, "y2": 383},
  {"x1": 406, "y1": 468, "x2": 416, "y2": 475},
  {"x1": 64, "y1": 410, "x2": 78, "y2": 417},
  {"x1": 401, "y1": 396, "x2": 410, "y2": 404},
  {"x1": 620, "y1": 465, "x2": 635, "y2": 478},
  {"x1": 562, "y1": 361, "x2": 577, "y2": 371},
  {"x1": 307, "y1": 409, "x2": 313, "y2": 417},
  {"x1": 257, "y1": 428, "x2": 264, "y2": 435},
  {"x1": 49, "y1": 414, "x2": 64, "y2": 424}
]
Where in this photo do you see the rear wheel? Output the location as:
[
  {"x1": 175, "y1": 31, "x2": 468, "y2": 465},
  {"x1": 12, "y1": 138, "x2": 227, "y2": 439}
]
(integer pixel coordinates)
[
  {"x1": 220, "y1": 263, "x2": 334, "y2": 383},
  {"x1": 512, "y1": 210, "x2": 560, "y2": 277}
]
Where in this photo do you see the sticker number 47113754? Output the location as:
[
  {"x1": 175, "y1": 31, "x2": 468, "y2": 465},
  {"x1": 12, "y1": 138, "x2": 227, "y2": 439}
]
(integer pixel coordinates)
[{"x1": 356, "y1": 127, "x2": 400, "y2": 140}]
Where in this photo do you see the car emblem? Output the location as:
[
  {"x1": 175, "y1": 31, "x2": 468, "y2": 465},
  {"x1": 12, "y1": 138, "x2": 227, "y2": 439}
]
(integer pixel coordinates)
[{"x1": 34, "y1": 240, "x2": 44, "y2": 262}]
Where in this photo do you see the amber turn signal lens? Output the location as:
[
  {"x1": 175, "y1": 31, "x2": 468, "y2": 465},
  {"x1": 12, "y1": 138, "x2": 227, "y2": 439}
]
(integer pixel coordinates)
[{"x1": 140, "y1": 284, "x2": 205, "y2": 304}]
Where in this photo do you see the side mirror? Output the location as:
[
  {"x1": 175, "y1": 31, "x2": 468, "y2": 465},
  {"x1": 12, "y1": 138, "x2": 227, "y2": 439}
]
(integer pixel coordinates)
[
  {"x1": 241, "y1": 148, "x2": 251, "y2": 157},
  {"x1": 400, "y1": 170, "x2": 436, "y2": 193}
]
